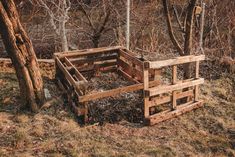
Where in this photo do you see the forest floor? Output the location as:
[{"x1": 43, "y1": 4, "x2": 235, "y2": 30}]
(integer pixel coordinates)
[{"x1": 0, "y1": 61, "x2": 235, "y2": 157}]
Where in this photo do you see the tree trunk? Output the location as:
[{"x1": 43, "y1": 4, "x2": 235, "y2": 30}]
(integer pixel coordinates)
[
  {"x1": 60, "y1": 20, "x2": 68, "y2": 51},
  {"x1": 0, "y1": 0, "x2": 45, "y2": 112},
  {"x1": 183, "y1": 0, "x2": 197, "y2": 79},
  {"x1": 162, "y1": 0, "x2": 184, "y2": 56}
]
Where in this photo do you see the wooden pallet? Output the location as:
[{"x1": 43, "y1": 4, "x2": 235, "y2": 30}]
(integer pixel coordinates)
[
  {"x1": 143, "y1": 54, "x2": 205, "y2": 125},
  {"x1": 54, "y1": 46, "x2": 205, "y2": 125}
]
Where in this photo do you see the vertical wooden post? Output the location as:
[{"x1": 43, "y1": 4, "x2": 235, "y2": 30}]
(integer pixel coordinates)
[
  {"x1": 172, "y1": 65, "x2": 177, "y2": 110},
  {"x1": 154, "y1": 69, "x2": 161, "y2": 81},
  {"x1": 143, "y1": 62, "x2": 150, "y2": 117},
  {"x1": 194, "y1": 61, "x2": 200, "y2": 101}
]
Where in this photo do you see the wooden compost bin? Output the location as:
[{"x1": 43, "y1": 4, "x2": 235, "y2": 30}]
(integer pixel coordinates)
[{"x1": 54, "y1": 46, "x2": 205, "y2": 125}]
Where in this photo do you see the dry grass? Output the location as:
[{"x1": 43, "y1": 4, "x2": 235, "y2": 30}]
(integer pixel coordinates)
[{"x1": 0, "y1": 62, "x2": 234, "y2": 157}]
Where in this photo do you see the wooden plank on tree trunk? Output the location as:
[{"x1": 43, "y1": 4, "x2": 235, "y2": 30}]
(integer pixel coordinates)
[
  {"x1": 145, "y1": 100, "x2": 204, "y2": 125},
  {"x1": 149, "y1": 55, "x2": 205, "y2": 69},
  {"x1": 148, "y1": 78, "x2": 204, "y2": 97}
]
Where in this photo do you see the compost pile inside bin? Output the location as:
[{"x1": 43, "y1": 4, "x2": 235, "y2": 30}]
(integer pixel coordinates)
[{"x1": 84, "y1": 72, "x2": 144, "y2": 124}]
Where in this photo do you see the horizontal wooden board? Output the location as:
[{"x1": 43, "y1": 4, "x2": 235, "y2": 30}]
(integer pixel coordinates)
[
  {"x1": 117, "y1": 58, "x2": 143, "y2": 81},
  {"x1": 78, "y1": 80, "x2": 161, "y2": 103},
  {"x1": 69, "y1": 55, "x2": 118, "y2": 65},
  {"x1": 117, "y1": 69, "x2": 140, "y2": 84},
  {"x1": 119, "y1": 49, "x2": 144, "y2": 69},
  {"x1": 54, "y1": 46, "x2": 122, "y2": 58},
  {"x1": 148, "y1": 90, "x2": 194, "y2": 108},
  {"x1": 145, "y1": 100, "x2": 204, "y2": 125},
  {"x1": 148, "y1": 78, "x2": 204, "y2": 97},
  {"x1": 149, "y1": 55, "x2": 205, "y2": 69}
]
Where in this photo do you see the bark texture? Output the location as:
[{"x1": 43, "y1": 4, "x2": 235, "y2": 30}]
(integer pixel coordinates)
[{"x1": 0, "y1": 0, "x2": 45, "y2": 112}]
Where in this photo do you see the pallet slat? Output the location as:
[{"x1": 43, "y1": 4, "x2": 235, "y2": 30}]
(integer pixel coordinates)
[
  {"x1": 55, "y1": 46, "x2": 122, "y2": 58},
  {"x1": 148, "y1": 78, "x2": 204, "y2": 97},
  {"x1": 149, "y1": 55, "x2": 205, "y2": 69},
  {"x1": 145, "y1": 100, "x2": 204, "y2": 125}
]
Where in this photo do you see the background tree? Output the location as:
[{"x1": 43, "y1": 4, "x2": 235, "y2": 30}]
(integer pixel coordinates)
[
  {"x1": 29, "y1": 0, "x2": 71, "y2": 51},
  {"x1": 0, "y1": 0, "x2": 45, "y2": 112},
  {"x1": 162, "y1": 0, "x2": 197, "y2": 78}
]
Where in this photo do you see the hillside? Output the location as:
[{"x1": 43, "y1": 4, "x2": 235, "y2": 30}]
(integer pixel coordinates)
[{"x1": 0, "y1": 61, "x2": 234, "y2": 157}]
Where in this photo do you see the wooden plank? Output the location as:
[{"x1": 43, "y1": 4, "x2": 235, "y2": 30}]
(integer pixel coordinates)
[
  {"x1": 172, "y1": 65, "x2": 177, "y2": 84},
  {"x1": 76, "y1": 61, "x2": 117, "y2": 71},
  {"x1": 149, "y1": 55, "x2": 205, "y2": 69},
  {"x1": 70, "y1": 55, "x2": 118, "y2": 65},
  {"x1": 119, "y1": 49, "x2": 144, "y2": 68},
  {"x1": 55, "y1": 57, "x2": 85, "y2": 95},
  {"x1": 143, "y1": 62, "x2": 150, "y2": 117},
  {"x1": 148, "y1": 78, "x2": 204, "y2": 97},
  {"x1": 117, "y1": 58, "x2": 143, "y2": 81},
  {"x1": 195, "y1": 61, "x2": 200, "y2": 79},
  {"x1": 79, "y1": 83, "x2": 143, "y2": 103},
  {"x1": 149, "y1": 90, "x2": 194, "y2": 108},
  {"x1": 54, "y1": 46, "x2": 122, "y2": 58},
  {"x1": 194, "y1": 61, "x2": 200, "y2": 101},
  {"x1": 56, "y1": 57, "x2": 76, "y2": 87},
  {"x1": 145, "y1": 100, "x2": 204, "y2": 125},
  {"x1": 78, "y1": 79, "x2": 160, "y2": 103},
  {"x1": 172, "y1": 65, "x2": 177, "y2": 110},
  {"x1": 117, "y1": 69, "x2": 140, "y2": 84},
  {"x1": 64, "y1": 57, "x2": 88, "y2": 82}
]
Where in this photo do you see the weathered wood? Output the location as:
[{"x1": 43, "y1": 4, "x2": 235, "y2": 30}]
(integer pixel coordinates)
[
  {"x1": 146, "y1": 100, "x2": 203, "y2": 125},
  {"x1": 149, "y1": 55, "x2": 205, "y2": 69},
  {"x1": 148, "y1": 78, "x2": 204, "y2": 97},
  {"x1": 79, "y1": 83, "x2": 142, "y2": 103},
  {"x1": 55, "y1": 57, "x2": 86, "y2": 95},
  {"x1": 119, "y1": 49, "x2": 144, "y2": 69},
  {"x1": 149, "y1": 90, "x2": 194, "y2": 108},
  {"x1": 78, "y1": 80, "x2": 160, "y2": 103},
  {"x1": 143, "y1": 62, "x2": 150, "y2": 117},
  {"x1": 117, "y1": 69, "x2": 140, "y2": 84},
  {"x1": 69, "y1": 55, "x2": 118, "y2": 65},
  {"x1": 54, "y1": 46, "x2": 122, "y2": 58},
  {"x1": 55, "y1": 47, "x2": 205, "y2": 125},
  {"x1": 172, "y1": 65, "x2": 177, "y2": 110},
  {"x1": 194, "y1": 61, "x2": 200, "y2": 101},
  {"x1": 64, "y1": 57, "x2": 88, "y2": 82},
  {"x1": 117, "y1": 58, "x2": 143, "y2": 81}
]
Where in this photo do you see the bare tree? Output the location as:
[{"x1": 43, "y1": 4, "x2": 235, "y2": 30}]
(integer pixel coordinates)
[
  {"x1": 30, "y1": 0, "x2": 71, "y2": 51},
  {"x1": 0, "y1": 0, "x2": 45, "y2": 112},
  {"x1": 162, "y1": 0, "x2": 197, "y2": 78},
  {"x1": 77, "y1": 0, "x2": 121, "y2": 48}
]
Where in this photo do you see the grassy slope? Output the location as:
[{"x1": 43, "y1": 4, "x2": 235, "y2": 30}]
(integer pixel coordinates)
[{"x1": 0, "y1": 62, "x2": 234, "y2": 157}]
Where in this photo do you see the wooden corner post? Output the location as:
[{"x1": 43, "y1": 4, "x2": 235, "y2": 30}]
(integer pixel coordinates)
[{"x1": 143, "y1": 61, "x2": 150, "y2": 118}]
